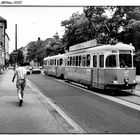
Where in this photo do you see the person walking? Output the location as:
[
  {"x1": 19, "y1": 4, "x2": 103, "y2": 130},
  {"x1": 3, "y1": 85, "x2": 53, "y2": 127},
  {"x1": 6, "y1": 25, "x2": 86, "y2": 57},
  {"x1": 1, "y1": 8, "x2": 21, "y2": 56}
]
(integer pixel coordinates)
[{"x1": 12, "y1": 62, "x2": 27, "y2": 106}]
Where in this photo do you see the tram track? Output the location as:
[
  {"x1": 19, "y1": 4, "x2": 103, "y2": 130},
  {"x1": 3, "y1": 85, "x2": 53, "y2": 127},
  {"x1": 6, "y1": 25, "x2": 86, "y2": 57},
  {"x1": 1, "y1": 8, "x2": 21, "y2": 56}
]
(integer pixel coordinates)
[
  {"x1": 53, "y1": 76, "x2": 140, "y2": 109},
  {"x1": 116, "y1": 90, "x2": 140, "y2": 106},
  {"x1": 29, "y1": 73, "x2": 140, "y2": 112},
  {"x1": 27, "y1": 74, "x2": 140, "y2": 133}
]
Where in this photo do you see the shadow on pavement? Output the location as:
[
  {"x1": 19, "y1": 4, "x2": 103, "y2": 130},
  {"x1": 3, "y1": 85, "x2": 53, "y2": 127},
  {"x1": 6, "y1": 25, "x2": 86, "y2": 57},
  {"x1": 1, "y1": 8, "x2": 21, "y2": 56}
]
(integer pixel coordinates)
[{"x1": 90, "y1": 87, "x2": 133, "y2": 97}]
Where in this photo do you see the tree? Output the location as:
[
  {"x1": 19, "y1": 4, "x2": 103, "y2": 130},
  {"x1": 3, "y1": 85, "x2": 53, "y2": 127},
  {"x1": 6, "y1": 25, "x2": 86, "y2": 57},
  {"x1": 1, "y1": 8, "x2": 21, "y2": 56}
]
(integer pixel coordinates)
[
  {"x1": 27, "y1": 40, "x2": 45, "y2": 65},
  {"x1": 9, "y1": 53, "x2": 15, "y2": 66},
  {"x1": 16, "y1": 49, "x2": 24, "y2": 64},
  {"x1": 61, "y1": 7, "x2": 112, "y2": 50},
  {"x1": 61, "y1": 12, "x2": 89, "y2": 50},
  {"x1": 61, "y1": 6, "x2": 140, "y2": 50},
  {"x1": 9, "y1": 49, "x2": 24, "y2": 66}
]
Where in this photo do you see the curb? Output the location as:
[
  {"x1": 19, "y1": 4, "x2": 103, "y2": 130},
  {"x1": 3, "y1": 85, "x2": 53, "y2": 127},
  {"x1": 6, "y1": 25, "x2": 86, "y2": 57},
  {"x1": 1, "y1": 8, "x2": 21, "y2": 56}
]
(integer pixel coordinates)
[{"x1": 26, "y1": 79, "x2": 86, "y2": 134}]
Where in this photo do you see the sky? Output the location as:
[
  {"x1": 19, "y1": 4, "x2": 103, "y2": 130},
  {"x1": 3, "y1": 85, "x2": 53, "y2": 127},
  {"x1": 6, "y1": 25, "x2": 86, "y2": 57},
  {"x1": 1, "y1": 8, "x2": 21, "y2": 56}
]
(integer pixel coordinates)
[
  {"x1": 0, "y1": 6, "x2": 83, "y2": 53},
  {"x1": 0, "y1": 0, "x2": 140, "y2": 53}
]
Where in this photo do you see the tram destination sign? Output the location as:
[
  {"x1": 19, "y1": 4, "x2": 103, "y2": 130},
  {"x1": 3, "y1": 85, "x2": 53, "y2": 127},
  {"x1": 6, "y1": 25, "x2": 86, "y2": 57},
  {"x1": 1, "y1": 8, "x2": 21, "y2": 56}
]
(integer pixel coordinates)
[{"x1": 69, "y1": 39, "x2": 97, "y2": 52}]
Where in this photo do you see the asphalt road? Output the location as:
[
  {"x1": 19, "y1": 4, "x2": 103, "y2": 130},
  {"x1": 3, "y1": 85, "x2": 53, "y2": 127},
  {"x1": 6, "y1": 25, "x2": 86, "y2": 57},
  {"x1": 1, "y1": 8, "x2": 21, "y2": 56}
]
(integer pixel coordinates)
[{"x1": 27, "y1": 73, "x2": 140, "y2": 134}]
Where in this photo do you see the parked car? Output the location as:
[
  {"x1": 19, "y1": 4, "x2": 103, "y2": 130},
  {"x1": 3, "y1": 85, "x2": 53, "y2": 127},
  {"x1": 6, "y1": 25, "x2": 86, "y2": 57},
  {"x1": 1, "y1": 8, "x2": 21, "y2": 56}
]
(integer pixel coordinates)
[
  {"x1": 25, "y1": 66, "x2": 31, "y2": 75},
  {"x1": 32, "y1": 66, "x2": 41, "y2": 74}
]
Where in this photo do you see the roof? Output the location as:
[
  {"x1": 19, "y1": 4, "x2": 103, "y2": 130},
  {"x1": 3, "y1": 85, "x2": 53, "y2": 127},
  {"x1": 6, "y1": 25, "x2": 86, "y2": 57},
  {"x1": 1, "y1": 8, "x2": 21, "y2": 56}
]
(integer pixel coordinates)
[
  {"x1": 0, "y1": 16, "x2": 7, "y2": 28},
  {"x1": 5, "y1": 33, "x2": 10, "y2": 40}
]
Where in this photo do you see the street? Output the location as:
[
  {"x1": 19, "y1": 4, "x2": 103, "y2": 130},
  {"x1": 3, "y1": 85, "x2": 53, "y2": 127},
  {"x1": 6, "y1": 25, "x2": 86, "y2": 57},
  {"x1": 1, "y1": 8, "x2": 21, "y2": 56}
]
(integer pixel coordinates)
[
  {"x1": 27, "y1": 71, "x2": 140, "y2": 134},
  {"x1": 1, "y1": 69, "x2": 140, "y2": 134}
]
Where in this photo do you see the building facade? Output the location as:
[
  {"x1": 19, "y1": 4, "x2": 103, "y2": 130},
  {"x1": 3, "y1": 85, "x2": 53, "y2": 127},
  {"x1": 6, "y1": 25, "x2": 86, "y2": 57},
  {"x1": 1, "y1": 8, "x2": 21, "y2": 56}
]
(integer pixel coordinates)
[
  {"x1": 5, "y1": 33, "x2": 10, "y2": 64},
  {"x1": 0, "y1": 16, "x2": 7, "y2": 73}
]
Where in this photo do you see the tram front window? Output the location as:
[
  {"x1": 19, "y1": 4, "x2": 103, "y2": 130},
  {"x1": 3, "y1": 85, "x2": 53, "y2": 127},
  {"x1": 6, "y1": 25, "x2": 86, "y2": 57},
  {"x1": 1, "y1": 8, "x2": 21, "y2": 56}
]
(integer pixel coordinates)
[{"x1": 119, "y1": 54, "x2": 132, "y2": 68}]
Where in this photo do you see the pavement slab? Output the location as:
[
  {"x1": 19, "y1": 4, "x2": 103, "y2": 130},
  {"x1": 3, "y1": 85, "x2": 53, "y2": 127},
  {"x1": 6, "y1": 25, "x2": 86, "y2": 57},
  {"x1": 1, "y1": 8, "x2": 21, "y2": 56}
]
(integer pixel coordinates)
[{"x1": 0, "y1": 69, "x2": 78, "y2": 134}]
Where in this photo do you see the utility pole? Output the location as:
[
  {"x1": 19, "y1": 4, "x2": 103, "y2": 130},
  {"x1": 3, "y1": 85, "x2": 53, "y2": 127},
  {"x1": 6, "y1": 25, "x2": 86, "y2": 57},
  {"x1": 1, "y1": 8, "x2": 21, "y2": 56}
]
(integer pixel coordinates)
[
  {"x1": 15, "y1": 24, "x2": 17, "y2": 51},
  {"x1": 4, "y1": 26, "x2": 6, "y2": 69},
  {"x1": 14, "y1": 24, "x2": 18, "y2": 68}
]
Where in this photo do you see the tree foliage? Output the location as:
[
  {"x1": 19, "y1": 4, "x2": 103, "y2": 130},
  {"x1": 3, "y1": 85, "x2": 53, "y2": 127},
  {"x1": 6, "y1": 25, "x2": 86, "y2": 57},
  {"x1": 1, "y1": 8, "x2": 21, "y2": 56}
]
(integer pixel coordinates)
[
  {"x1": 27, "y1": 40, "x2": 45, "y2": 65},
  {"x1": 26, "y1": 35, "x2": 64, "y2": 65},
  {"x1": 61, "y1": 12, "x2": 89, "y2": 50},
  {"x1": 9, "y1": 49, "x2": 24, "y2": 65},
  {"x1": 61, "y1": 6, "x2": 140, "y2": 51}
]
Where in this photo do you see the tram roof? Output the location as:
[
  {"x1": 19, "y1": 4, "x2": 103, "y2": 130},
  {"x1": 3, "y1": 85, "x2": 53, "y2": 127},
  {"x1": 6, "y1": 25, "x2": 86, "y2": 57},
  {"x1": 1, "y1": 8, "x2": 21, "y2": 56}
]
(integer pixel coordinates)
[
  {"x1": 44, "y1": 53, "x2": 65, "y2": 60},
  {"x1": 44, "y1": 43, "x2": 135, "y2": 60},
  {"x1": 67, "y1": 42, "x2": 135, "y2": 54}
]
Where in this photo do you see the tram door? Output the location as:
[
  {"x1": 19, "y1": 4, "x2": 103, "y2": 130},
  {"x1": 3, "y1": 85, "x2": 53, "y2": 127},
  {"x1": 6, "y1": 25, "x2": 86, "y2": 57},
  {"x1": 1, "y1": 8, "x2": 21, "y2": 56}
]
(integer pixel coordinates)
[
  {"x1": 98, "y1": 54, "x2": 105, "y2": 89},
  {"x1": 92, "y1": 54, "x2": 104, "y2": 89},
  {"x1": 92, "y1": 54, "x2": 99, "y2": 88}
]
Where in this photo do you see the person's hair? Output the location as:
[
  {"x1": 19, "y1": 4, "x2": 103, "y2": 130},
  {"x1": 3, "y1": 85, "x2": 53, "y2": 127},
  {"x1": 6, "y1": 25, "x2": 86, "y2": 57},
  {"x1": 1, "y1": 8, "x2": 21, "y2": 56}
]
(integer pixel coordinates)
[{"x1": 18, "y1": 62, "x2": 23, "y2": 66}]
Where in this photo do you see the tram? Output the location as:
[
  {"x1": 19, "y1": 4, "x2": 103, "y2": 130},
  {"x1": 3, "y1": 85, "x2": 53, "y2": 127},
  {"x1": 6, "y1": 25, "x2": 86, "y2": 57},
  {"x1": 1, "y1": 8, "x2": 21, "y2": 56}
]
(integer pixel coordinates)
[
  {"x1": 44, "y1": 39, "x2": 137, "y2": 91},
  {"x1": 44, "y1": 53, "x2": 65, "y2": 78}
]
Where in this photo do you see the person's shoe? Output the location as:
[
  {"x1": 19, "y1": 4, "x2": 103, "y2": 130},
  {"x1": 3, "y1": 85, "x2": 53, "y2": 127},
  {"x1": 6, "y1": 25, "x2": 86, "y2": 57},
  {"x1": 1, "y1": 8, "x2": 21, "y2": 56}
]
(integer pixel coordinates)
[{"x1": 19, "y1": 99, "x2": 23, "y2": 106}]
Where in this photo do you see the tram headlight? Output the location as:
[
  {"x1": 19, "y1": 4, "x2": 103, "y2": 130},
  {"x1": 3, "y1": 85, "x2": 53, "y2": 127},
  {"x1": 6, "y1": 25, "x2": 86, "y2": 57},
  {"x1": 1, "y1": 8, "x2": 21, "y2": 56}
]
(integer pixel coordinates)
[
  {"x1": 133, "y1": 80, "x2": 136, "y2": 83},
  {"x1": 112, "y1": 80, "x2": 118, "y2": 84},
  {"x1": 111, "y1": 76, "x2": 118, "y2": 84}
]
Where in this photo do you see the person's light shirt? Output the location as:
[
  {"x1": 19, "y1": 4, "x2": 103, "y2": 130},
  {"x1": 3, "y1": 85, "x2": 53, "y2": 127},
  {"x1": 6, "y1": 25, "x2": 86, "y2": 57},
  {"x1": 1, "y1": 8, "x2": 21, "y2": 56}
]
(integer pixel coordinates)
[{"x1": 14, "y1": 67, "x2": 27, "y2": 80}]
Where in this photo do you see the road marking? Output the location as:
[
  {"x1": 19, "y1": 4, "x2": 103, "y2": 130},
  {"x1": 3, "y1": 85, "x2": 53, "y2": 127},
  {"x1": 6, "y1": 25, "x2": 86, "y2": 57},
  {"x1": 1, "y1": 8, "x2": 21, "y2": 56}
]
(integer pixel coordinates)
[{"x1": 27, "y1": 79, "x2": 86, "y2": 134}]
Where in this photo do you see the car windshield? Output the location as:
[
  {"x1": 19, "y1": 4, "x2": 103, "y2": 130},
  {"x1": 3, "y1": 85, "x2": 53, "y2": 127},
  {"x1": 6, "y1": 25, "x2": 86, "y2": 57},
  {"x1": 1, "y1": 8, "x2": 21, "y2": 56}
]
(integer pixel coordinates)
[{"x1": 119, "y1": 53, "x2": 132, "y2": 68}]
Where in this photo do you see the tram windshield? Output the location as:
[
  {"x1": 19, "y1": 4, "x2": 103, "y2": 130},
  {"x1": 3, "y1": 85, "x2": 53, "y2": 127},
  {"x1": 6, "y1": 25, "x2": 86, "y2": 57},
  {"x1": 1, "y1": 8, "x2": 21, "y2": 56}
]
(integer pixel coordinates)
[{"x1": 119, "y1": 53, "x2": 132, "y2": 68}]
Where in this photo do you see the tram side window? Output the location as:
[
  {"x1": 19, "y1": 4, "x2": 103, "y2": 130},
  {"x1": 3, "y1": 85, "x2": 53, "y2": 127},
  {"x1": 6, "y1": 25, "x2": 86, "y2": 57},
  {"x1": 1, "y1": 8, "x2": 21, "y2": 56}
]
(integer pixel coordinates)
[
  {"x1": 99, "y1": 55, "x2": 104, "y2": 68},
  {"x1": 87, "y1": 54, "x2": 90, "y2": 67},
  {"x1": 67, "y1": 57, "x2": 70, "y2": 66},
  {"x1": 73, "y1": 56, "x2": 76, "y2": 66},
  {"x1": 70, "y1": 57, "x2": 72, "y2": 66},
  {"x1": 50, "y1": 59, "x2": 54, "y2": 65},
  {"x1": 106, "y1": 55, "x2": 117, "y2": 67},
  {"x1": 60, "y1": 58, "x2": 63, "y2": 66},
  {"x1": 133, "y1": 54, "x2": 136, "y2": 67},
  {"x1": 79, "y1": 55, "x2": 81, "y2": 66},
  {"x1": 57, "y1": 60, "x2": 59, "y2": 66},
  {"x1": 93, "y1": 55, "x2": 97, "y2": 67},
  {"x1": 82, "y1": 55, "x2": 86, "y2": 67}
]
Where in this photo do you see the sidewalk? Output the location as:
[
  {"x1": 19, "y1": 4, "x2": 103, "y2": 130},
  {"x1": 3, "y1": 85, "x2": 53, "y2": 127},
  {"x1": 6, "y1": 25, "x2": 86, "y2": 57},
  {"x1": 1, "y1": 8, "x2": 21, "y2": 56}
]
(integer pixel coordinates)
[{"x1": 0, "y1": 69, "x2": 79, "y2": 134}]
